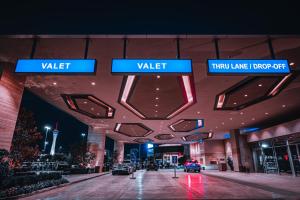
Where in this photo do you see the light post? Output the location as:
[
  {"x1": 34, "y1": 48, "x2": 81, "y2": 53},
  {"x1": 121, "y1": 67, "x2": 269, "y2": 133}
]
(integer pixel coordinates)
[
  {"x1": 43, "y1": 126, "x2": 51, "y2": 152},
  {"x1": 81, "y1": 133, "x2": 86, "y2": 140}
]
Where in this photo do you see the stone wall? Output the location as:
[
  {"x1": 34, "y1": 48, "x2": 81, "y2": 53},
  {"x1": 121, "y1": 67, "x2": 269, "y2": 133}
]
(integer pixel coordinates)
[{"x1": 0, "y1": 63, "x2": 25, "y2": 151}]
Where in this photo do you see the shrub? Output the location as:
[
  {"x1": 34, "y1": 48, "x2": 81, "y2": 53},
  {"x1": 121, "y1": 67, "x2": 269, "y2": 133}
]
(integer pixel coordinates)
[
  {"x1": 0, "y1": 178, "x2": 68, "y2": 198},
  {"x1": 0, "y1": 172, "x2": 62, "y2": 190}
]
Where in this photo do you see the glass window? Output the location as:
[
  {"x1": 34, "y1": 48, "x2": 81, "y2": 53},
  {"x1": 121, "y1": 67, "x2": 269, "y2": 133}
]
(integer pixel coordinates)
[
  {"x1": 262, "y1": 146, "x2": 278, "y2": 174},
  {"x1": 275, "y1": 146, "x2": 292, "y2": 174},
  {"x1": 289, "y1": 144, "x2": 300, "y2": 175}
]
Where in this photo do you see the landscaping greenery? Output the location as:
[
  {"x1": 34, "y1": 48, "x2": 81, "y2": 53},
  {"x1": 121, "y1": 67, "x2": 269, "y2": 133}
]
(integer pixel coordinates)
[
  {"x1": 10, "y1": 108, "x2": 42, "y2": 168},
  {"x1": 0, "y1": 172, "x2": 68, "y2": 198}
]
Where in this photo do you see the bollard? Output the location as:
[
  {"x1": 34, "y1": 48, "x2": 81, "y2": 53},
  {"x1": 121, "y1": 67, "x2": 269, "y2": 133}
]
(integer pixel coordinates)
[
  {"x1": 172, "y1": 165, "x2": 178, "y2": 179},
  {"x1": 130, "y1": 169, "x2": 136, "y2": 179}
]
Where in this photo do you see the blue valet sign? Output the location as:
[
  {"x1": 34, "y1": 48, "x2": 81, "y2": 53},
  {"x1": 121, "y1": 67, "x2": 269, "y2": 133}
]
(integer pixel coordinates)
[
  {"x1": 207, "y1": 59, "x2": 290, "y2": 75},
  {"x1": 111, "y1": 59, "x2": 192, "y2": 74},
  {"x1": 15, "y1": 59, "x2": 96, "y2": 74}
]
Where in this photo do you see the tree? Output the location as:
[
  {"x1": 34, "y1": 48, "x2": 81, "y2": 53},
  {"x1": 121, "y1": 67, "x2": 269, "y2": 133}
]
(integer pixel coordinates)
[
  {"x1": 0, "y1": 149, "x2": 11, "y2": 177},
  {"x1": 10, "y1": 108, "x2": 42, "y2": 167},
  {"x1": 70, "y1": 143, "x2": 95, "y2": 168}
]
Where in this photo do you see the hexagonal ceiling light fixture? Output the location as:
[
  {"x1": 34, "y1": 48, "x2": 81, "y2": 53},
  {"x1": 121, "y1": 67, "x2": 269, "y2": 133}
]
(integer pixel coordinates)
[
  {"x1": 214, "y1": 74, "x2": 295, "y2": 110},
  {"x1": 133, "y1": 138, "x2": 154, "y2": 144},
  {"x1": 114, "y1": 123, "x2": 153, "y2": 137},
  {"x1": 61, "y1": 94, "x2": 115, "y2": 118},
  {"x1": 182, "y1": 132, "x2": 213, "y2": 142},
  {"x1": 154, "y1": 134, "x2": 175, "y2": 140},
  {"x1": 119, "y1": 75, "x2": 196, "y2": 120},
  {"x1": 169, "y1": 119, "x2": 204, "y2": 132}
]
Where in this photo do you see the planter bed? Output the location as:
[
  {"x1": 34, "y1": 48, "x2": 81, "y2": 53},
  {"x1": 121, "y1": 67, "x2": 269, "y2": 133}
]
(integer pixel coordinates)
[{"x1": 0, "y1": 172, "x2": 68, "y2": 199}]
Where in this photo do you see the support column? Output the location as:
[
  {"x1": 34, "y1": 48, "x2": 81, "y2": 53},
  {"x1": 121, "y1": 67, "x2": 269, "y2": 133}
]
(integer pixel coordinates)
[
  {"x1": 0, "y1": 63, "x2": 25, "y2": 151},
  {"x1": 87, "y1": 127, "x2": 106, "y2": 173},
  {"x1": 224, "y1": 139, "x2": 233, "y2": 170},
  {"x1": 116, "y1": 141, "x2": 124, "y2": 164},
  {"x1": 229, "y1": 129, "x2": 254, "y2": 172},
  {"x1": 229, "y1": 129, "x2": 241, "y2": 171},
  {"x1": 183, "y1": 144, "x2": 190, "y2": 159}
]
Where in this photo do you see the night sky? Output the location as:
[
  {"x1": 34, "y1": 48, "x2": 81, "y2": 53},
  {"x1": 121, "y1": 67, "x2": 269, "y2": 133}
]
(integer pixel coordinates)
[
  {"x1": 19, "y1": 89, "x2": 114, "y2": 153},
  {"x1": 1, "y1": 2, "x2": 300, "y2": 35}
]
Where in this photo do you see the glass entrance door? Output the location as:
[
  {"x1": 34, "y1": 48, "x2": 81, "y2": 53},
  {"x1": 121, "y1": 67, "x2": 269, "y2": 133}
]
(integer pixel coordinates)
[
  {"x1": 289, "y1": 144, "x2": 300, "y2": 175},
  {"x1": 275, "y1": 146, "x2": 292, "y2": 174}
]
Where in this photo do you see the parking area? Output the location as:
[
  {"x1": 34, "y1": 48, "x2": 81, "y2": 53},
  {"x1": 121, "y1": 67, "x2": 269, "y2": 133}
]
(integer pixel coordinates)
[{"x1": 21, "y1": 169, "x2": 300, "y2": 199}]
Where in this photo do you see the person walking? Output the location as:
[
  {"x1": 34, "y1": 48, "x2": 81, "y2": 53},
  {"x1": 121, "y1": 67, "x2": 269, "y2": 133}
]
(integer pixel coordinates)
[{"x1": 227, "y1": 156, "x2": 234, "y2": 171}]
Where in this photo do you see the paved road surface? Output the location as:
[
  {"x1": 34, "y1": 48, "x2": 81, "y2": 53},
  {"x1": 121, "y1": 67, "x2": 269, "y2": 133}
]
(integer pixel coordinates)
[{"x1": 21, "y1": 170, "x2": 296, "y2": 199}]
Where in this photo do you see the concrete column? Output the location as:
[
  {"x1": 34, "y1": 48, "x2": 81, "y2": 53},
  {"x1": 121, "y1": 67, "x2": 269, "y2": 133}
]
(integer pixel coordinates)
[
  {"x1": 229, "y1": 129, "x2": 254, "y2": 172},
  {"x1": 230, "y1": 129, "x2": 242, "y2": 171},
  {"x1": 87, "y1": 127, "x2": 106, "y2": 173},
  {"x1": 0, "y1": 63, "x2": 25, "y2": 151},
  {"x1": 116, "y1": 141, "x2": 124, "y2": 164},
  {"x1": 239, "y1": 133, "x2": 254, "y2": 172},
  {"x1": 224, "y1": 139, "x2": 233, "y2": 170},
  {"x1": 183, "y1": 144, "x2": 190, "y2": 158}
]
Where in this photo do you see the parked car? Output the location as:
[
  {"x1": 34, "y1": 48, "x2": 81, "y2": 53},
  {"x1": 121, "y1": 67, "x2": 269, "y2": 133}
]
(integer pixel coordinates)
[
  {"x1": 123, "y1": 160, "x2": 136, "y2": 172},
  {"x1": 184, "y1": 160, "x2": 201, "y2": 173},
  {"x1": 134, "y1": 162, "x2": 141, "y2": 170},
  {"x1": 112, "y1": 163, "x2": 133, "y2": 175},
  {"x1": 146, "y1": 161, "x2": 159, "y2": 171}
]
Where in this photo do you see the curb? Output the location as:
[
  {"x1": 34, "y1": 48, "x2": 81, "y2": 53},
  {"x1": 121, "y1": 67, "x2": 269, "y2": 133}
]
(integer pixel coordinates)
[{"x1": 2, "y1": 172, "x2": 110, "y2": 200}]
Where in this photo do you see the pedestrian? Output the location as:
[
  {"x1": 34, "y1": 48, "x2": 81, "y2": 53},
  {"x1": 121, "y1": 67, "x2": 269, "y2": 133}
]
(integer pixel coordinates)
[
  {"x1": 227, "y1": 156, "x2": 234, "y2": 171},
  {"x1": 244, "y1": 161, "x2": 250, "y2": 173}
]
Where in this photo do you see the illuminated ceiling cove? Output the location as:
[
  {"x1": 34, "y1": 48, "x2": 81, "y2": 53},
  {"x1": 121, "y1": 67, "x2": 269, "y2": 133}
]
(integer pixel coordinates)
[
  {"x1": 169, "y1": 119, "x2": 204, "y2": 132},
  {"x1": 61, "y1": 94, "x2": 115, "y2": 119},
  {"x1": 215, "y1": 74, "x2": 295, "y2": 110},
  {"x1": 114, "y1": 123, "x2": 153, "y2": 138},
  {"x1": 119, "y1": 75, "x2": 196, "y2": 120}
]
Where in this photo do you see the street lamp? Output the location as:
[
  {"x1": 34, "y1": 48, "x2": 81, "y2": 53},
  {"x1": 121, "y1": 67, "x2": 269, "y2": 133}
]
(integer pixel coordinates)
[
  {"x1": 81, "y1": 133, "x2": 86, "y2": 143},
  {"x1": 43, "y1": 126, "x2": 51, "y2": 152}
]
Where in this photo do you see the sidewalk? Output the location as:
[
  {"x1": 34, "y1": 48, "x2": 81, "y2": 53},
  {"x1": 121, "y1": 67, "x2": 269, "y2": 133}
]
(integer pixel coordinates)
[
  {"x1": 202, "y1": 170, "x2": 300, "y2": 195},
  {"x1": 63, "y1": 172, "x2": 110, "y2": 183},
  {"x1": 8, "y1": 172, "x2": 110, "y2": 200}
]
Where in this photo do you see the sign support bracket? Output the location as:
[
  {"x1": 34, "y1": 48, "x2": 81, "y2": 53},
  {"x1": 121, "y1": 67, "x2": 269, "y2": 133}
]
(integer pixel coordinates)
[
  {"x1": 214, "y1": 38, "x2": 220, "y2": 59},
  {"x1": 30, "y1": 37, "x2": 38, "y2": 59},
  {"x1": 176, "y1": 38, "x2": 181, "y2": 59},
  {"x1": 84, "y1": 38, "x2": 90, "y2": 59},
  {"x1": 123, "y1": 38, "x2": 127, "y2": 59},
  {"x1": 267, "y1": 37, "x2": 276, "y2": 59}
]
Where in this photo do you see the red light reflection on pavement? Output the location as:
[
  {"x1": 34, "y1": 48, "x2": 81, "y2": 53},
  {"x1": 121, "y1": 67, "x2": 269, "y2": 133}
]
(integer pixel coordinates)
[{"x1": 182, "y1": 173, "x2": 205, "y2": 199}]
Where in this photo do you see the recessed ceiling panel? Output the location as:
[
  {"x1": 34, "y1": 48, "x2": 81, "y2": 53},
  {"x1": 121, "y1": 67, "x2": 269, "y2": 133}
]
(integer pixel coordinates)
[
  {"x1": 119, "y1": 75, "x2": 196, "y2": 120},
  {"x1": 215, "y1": 74, "x2": 295, "y2": 110},
  {"x1": 169, "y1": 119, "x2": 204, "y2": 132},
  {"x1": 182, "y1": 132, "x2": 213, "y2": 142},
  {"x1": 154, "y1": 134, "x2": 175, "y2": 140},
  {"x1": 61, "y1": 94, "x2": 115, "y2": 118},
  {"x1": 114, "y1": 123, "x2": 153, "y2": 137},
  {"x1": 133, "y1": 138, "x2": 154, "y2": 144}
]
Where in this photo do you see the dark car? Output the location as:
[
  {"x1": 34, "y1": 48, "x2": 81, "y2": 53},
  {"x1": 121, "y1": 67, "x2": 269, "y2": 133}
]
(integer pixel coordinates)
[
  {"x1": 146, "y1": 161, "x2": 159, "y2": 171},
  {"x1": 184, "y1": 160, "x2": 201, "y2": 173}
]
